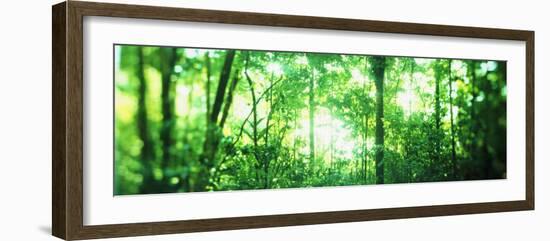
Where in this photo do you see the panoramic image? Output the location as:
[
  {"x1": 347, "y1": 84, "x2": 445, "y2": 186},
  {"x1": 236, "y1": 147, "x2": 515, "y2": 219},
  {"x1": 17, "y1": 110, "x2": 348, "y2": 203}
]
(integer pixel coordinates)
[{"x1": 114, "y1": 45, "x2": 507, "y2": 195}]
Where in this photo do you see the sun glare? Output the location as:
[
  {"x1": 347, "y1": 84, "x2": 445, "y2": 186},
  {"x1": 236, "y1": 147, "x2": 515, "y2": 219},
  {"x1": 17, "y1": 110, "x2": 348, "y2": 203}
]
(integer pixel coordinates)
[
  {"x1": 267, "y1": 63, "x2": 283, "y2": 76},
  {"x1": 397, "y1": 78, "x2": 419, "y2": 117},
  {"x1": 351, "y1": 68, "x2": 368, "y2": 86},
  {"x1": 175, "y1": 85, "x2": 191, "y2": 117},
  {"x1": 296, "y1": 107, "x2": 356, "y2": 161}
]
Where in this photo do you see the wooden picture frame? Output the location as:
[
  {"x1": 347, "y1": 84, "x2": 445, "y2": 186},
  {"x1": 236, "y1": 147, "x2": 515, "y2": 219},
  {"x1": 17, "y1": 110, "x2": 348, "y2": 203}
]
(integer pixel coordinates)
[{"x1": 52, "y1": 1, "x2": 534, "y2": 240}]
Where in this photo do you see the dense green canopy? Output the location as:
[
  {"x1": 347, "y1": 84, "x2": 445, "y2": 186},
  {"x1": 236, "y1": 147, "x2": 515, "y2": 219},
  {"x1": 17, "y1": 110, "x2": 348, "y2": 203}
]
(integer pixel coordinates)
[{"x1": 114, "y1": 45, "x2": 506, "y2": 195}]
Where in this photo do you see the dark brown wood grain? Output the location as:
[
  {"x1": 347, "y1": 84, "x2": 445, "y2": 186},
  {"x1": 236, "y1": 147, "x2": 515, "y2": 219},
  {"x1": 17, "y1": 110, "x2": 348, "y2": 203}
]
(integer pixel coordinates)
[
  {"x1": 52, "y1": 2, "x2": 67, "y2": 239},
  {"x1": 73, "y1": 200, "x2": 530, "y2": 240},
  {"x1": 66, "y1": 1, "x2": 85, "y2": 240},
  {"x1": 525, "y1": 32, "x2": 535, "y2": 209},
  {"x1": 52, "y1": 1, "x2": 535, "y2": 240}
]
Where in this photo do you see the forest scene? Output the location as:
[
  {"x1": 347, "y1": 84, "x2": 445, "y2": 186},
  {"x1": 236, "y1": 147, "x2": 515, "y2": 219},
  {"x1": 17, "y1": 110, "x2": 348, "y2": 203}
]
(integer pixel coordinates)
[{"x1": 114, "y1": 44, "x2": 507, "y2": 195}]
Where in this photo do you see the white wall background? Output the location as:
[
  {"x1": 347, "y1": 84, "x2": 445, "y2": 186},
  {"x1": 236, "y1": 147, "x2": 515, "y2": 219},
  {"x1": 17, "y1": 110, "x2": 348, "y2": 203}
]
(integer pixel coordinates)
[{"x1": 0, "y1": 0, "x2": 547, "y2": 240}]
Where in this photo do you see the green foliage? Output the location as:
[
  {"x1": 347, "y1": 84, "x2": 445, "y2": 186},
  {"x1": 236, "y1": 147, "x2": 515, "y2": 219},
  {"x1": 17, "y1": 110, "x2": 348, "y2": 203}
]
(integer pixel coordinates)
[{"x1": 114, "y1": 45, "x2": 507, "y2": 195}]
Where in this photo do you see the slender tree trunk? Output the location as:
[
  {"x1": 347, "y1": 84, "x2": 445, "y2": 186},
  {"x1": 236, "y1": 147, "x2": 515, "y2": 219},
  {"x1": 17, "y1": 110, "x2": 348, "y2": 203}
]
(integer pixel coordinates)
[
  {"x1": 432, "y1": 60, "x2": 443, "y2": 179},
  {"x1": 244, "y1": 55, "x2": 259, "y2": 155},
  {"x1": 448, "y1": 60, "x2": 457, "y2": 179},
  {"x1": 264, "y1": 69, "x2": 277, "y2": 188},
  {"x1": 219, "y1": 69, "x2": 240, "y2": 128},
  {"x1": 482, "y1": 69, "x2": 492, "y2": 178},
  {"x1": 209, "y1": 68, "x2": 240, "y2": 189},
  {"x1": 372, "y1": 56, "x2": 385, "y2": 184},
  {"x1": 409, "y1": 60, "x2": 414, "y2": 118},
  {"x1": 265, "y1": 72, "x2": 274, "y2": 147},
  {"x1": 309, "y1": 64, "x2": 316, "y2": 163},
  {"x1": 407, "y1": 59, "x2": 414, "y2": 182},
  {"x1": 160, "y1": 48, "x2": 177, "y2": 189},
  {"x1": 197, "y1": 49, "x2": 236, "y2": 191},
  {"x1": 136, "y1": 47, "x2": 155, "y2": 193},
  {"x1": 243, "y1": 52, "x2": 262, "y2": 184},
  {"x1": 205, "y1": 52, "x2": 212, "y2": 125},
  {"x1": 210, "y1": 50, "x2": 236, "y2": 124},
  {"x1": 434, "y1": 60, "x2": 442, "y2": 159}
]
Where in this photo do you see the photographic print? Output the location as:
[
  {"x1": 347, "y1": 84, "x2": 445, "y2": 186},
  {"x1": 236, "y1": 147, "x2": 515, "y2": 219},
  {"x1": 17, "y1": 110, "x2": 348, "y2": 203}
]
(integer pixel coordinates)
[
  {"x1": 52, "y1": 3, "x2": 534, "y2": 239},
  {"x1": 114, "y1": 45, "x2": 507, "y2": 195}
]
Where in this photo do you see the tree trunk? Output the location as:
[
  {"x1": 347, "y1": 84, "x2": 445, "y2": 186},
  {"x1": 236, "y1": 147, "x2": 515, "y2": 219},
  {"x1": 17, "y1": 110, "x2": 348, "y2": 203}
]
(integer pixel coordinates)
[
  {"x1": 160, "y1": 48, "x2": 177, "y2": 189},
  {"x1": 244, "y1": 54, "x2": 259, "y2": 155},
  {"x1": 263, "y1": 69, "x2": 276, "y2": 189},
  {"x1": 482, "y1": 67, "x2": 492, "y2": 178},
  {"x1": 448, "y1": 60, "x2": 457, "y2": 179},
  {"x1": 219, "y1": 69, "x2": 240, "y2": 128},
  {"x1": 362, "y1": 57, "x2": 369, "y2": 184},
  {"x1": 372, "y1": 56, "x2": 385, "y2": 184},
  {"x1": 265, "y1": 71, "x2": 274, "y2": 147},
  {"x1": 136, "y1": 47, "x2": 156, "y2": 193},
  {"x1": 432, "y1": 60, "x2": 442, "y2": 179},
  {"x1": 309, "y1": 63, "x2": 316, "y2": 163},
  {"x1": 244, "y1": 52, "x2": 262, "y2": 184},
  {"x1": 205, "y1": 52, "x2": 212, "y2": 125},
  {"x1": 210, "y1": 50, "x2": 236, "y2": 124},
  {"x1": 434, "y1": 60, "x2": 442, "y2": 162},
  {"x1": 407, "y1": 59, "x2": 414, "y2": 182},
  {"x1": 197, "y1": 49, "x2": 237, "y2": 191}
]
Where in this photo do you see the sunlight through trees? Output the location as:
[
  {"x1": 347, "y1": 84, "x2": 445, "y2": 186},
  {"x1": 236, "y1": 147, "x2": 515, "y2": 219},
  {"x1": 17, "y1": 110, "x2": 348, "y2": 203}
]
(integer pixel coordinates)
[{"x1": 114, "y1": 45, "x2": 507, "y2": 195}]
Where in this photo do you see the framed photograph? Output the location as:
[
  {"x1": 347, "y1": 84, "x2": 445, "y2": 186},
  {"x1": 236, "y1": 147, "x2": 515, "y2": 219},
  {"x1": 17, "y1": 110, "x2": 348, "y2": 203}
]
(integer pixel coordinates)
[{"x1": 52, "y1": 1, "x2": 534, "y2": 240}]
